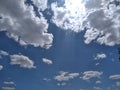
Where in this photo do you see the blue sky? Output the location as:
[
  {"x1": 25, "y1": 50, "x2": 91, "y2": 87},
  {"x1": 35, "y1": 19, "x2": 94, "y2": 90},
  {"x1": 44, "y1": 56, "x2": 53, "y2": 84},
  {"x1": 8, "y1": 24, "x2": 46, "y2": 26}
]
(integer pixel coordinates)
[{"x1": 0, "y1": 0, "x2": 120, "y2": 90}]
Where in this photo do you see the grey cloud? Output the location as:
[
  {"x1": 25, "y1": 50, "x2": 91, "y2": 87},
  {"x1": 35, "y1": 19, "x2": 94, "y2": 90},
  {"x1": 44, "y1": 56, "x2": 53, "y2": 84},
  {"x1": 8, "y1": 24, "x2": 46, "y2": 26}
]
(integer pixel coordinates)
[
  {"x1": 0, "y1": 0, "x2": 53, "y2": 49},
  {"x1": 54, "y1": 71, "x2": 79, "y2": 82},
  {"x1": 10, "y1": 54, "x2": 35, "y2": 69}
]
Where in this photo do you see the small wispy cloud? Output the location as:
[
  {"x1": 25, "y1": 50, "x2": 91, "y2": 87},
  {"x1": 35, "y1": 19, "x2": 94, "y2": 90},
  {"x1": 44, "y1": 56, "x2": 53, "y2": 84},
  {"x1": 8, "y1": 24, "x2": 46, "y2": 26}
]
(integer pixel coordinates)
[{"x1": 42, "y1": 58, "x2": 53, "y2": 65}]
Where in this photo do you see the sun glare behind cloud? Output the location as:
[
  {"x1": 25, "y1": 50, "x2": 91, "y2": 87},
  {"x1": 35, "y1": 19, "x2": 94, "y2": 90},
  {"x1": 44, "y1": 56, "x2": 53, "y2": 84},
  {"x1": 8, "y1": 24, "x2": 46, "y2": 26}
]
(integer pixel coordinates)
[{"x1": 65, "y1": 0, "x2": 86, "y2": 17}]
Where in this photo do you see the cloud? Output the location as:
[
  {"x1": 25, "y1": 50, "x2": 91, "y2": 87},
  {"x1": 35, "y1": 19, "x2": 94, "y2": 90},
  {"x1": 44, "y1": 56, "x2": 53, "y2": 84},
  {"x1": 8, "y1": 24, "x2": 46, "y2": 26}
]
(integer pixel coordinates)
[
  {"x1": 57, "y1": 82, "x2": 66, "y2": 86},
  {"x1": 0, "y1": 0, "x2": 53, "y2": 49},
  {"x1": 42, "y1": 58, "x2": 53, "y2": 65},
  {"x1": 0, "y1": 65, "x2": 3, "y2": 70},
  {"x1": 10, "y1": 54, "x2": 35, "y2": 69},
  {"x1": 51, "y1": 0, "x2": 86, "y2": 32},
  {"x1": 54, "y1": 71, "x2": 79, "y2": 82},
  {"x1": 32, "y1": 0, "x2": 48, "y2": 11},
  {"x1": 96, "y1": 80, "x2": 102, "y2": 84},
  {"x1": 81, "y1": 71, "x2": 103, "y2": 81},
  {"x1": 3, "y1": 81, "x2": 15, "y2": 85},
  {"x1": 109, "y1": 74, "x2": 120, "y2": 80},
  {"x1": 1, "y1": 87, "x2": 15, "y2": 90},
  {"x1": 0, "y1": 50, "x2": 9, "y2": 56},
  {"x1": 43, "y1": 78, "x2": 51, "y2": 82},
  {"x1": 116, "y1": 81, "x2": 120, "y2": 87},
  {"x1": 94, "y1": 53, "x2": 107, "y2": 60},
  {"x1": 51, "y1": 0, "x2": 120, "y2": 46},
  {"x1": 93, "y1": 86, "x2": 102, "y2": 90}
]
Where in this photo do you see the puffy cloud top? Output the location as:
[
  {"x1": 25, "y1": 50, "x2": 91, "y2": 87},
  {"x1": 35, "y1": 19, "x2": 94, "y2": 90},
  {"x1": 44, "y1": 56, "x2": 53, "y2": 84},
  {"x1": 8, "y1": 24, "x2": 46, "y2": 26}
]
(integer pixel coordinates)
[
  {"x1": 51, "y1": 0, "x2": 120, "y2": 46},
  {"x1": 0, "y1": 0, "x2": 53, "y2": 49},
  {"x1": 54, "y1": 71, "x2": 79, "y2": 81},
  {"x1": 10, "y1": 54, "x2": 35, "y2": 69},
  {"x1": 82, "y1": 71, "x2": 103, "y2": 81},
  {"x1": 94, "y1": 53, "x2": 107, "y2": 60}
]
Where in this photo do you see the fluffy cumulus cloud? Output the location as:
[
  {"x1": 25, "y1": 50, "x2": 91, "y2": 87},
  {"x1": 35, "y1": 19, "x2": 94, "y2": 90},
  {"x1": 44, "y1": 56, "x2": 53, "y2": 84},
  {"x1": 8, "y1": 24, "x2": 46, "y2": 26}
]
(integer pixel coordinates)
[
  {"x1": 0, "y1": 65, "x2": 3, "y2": 70},
  {"x1": 109, "y1": 74, "x2": 120, "y2": 80},
  {"x1": 42, "y1": 58, "x2": 53, "y2": 65},
  {"x1": 10, "y1": 54, "x2": 35, "y2": 69},
  {"x1": 32, "y1": 0, "x2": 48, "y2": 11},
  {"x1": 94, "y1": 53, "x2": 107, "y2": 60},
  {"x1": 81, "y1": 71, "x2": 103, "y2": 81},
  {"x1": 51, "y1": 0, "x2": 120, "y2": 46},
  {"x1": 51, "y1": 0, "x2": 86, "y2": 32},
  {"x1": 0, "y1": 0, "x2": 53, "y2": 49},
  {"x1": 54, "y1": 71, "x2": 79, "y2": 82}
]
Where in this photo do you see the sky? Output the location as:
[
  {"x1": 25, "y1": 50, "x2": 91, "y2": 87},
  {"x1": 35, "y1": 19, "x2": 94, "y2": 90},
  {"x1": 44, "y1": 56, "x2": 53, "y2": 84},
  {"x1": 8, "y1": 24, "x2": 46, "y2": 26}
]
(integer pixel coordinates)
[{"x1": 0, "y1": 0, "x2": 120, "y2": 90}]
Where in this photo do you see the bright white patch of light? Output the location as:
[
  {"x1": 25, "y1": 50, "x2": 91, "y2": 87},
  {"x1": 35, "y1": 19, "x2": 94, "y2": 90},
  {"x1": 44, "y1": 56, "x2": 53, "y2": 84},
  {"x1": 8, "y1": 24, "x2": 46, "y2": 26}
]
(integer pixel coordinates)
[{"x1": 65, "y1": 0, "x2": 86, "y2": 17}]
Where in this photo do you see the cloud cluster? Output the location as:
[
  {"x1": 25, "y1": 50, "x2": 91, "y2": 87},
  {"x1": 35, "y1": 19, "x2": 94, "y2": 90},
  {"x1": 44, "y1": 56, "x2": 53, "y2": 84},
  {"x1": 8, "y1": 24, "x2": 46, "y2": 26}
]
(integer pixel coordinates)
[
  {"x1": 2, "y1": 81, "x2": 16, "y2": 90},
  {"x1": 32, "y1": 0, "x2": 48, "y2": 11},
  {"x1": 51, "y1": 0, "x2": 120, "y2": 46},
  {"x1": 54, "y1": 71, "x2": 79, "y2": 82},
  {"x1": 42, "y1": 58, "x2": 53, "y2": 65},
  {"x1": 94, "y1": 53, "x2": 107, "y2": 60},
  {"x1": 81, "y1": 71, "x2": 103, "y2": 81},
  {"x1": 0, "y1": 0, "x2": 53, "y2": 49},
  {"x1": 10, "y1": 54, "x2": 35, "y2": 69}
]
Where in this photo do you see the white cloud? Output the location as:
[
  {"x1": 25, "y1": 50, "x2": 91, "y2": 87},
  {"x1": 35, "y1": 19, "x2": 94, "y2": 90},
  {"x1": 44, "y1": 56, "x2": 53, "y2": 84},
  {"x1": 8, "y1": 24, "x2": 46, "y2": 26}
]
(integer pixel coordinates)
[
  {"x1": 0, "y1": 65, "x2": 3, "y2": 70},
  {"x1": 10, "y1": 54, "x2": 35, "y2": 69},
  {"x1": 3, "y1": 81, "x2": 15, "y2": 85},
  {"x1": 0, "y1": 50, "x2": 9, "y2": 56},
  {"x1": 94, "y1": 53, "x2": 107, "y2": 60},
  {"x1": 81, "y1": 71, "x2": 103, "y2": 81},
  {"x1": 93, "y1": 86, "x2": 102, "y2": 90},
  {"x1": 2, "y1": 87, "x2": 15, "y2": 90},
  {"x1": 42, "y1": 58, "x2": 53, "y2": 65},
  {"x1": 57, "y1": 82, "x2": 66, "y2": 86},
  {"x1": 54, "y1": 71, "x2": 79, "y2": 82},
  {"x1": 96, "y1": 80, "x2": 102, "y2": 84},
  {"x1": 32, "y1": 0, "x2": 48, "y2": 11},
  {"x1": 43, "y1": 78, "x2": 51, "y2": 82},
  {"x1": 109, "y1": 74, "x2": 120, "y2": 80},
  {"x1": 0, "y1": 0, "x2": 53, "y2": 49},
  {"x1": 51, "y1": 0, "x2": 86, "y2": 32},
  {"x1": 51, "y1": 0, "x2": 120, "y2": 46}
]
